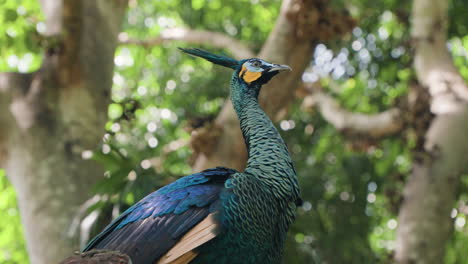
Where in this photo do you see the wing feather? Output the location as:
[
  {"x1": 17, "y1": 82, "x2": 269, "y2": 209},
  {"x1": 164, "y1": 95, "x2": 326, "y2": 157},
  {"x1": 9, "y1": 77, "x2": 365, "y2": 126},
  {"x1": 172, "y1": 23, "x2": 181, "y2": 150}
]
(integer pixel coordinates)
[
  {"x1": 83, "y1": 167, "x2": 236, "y2": 264},
  {"x1": 165, "y1": 251, "x2": 197, "y2": 264},
  {"x1": 157, "y1": 213, "x2": 218, "y2": 264}
]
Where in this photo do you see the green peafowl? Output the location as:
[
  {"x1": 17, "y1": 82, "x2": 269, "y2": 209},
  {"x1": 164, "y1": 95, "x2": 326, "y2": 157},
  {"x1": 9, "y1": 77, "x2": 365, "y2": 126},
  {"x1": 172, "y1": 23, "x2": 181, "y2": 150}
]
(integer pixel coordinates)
[{"x1": 83, "y1": 48, "x2": 301, "y2": 264}]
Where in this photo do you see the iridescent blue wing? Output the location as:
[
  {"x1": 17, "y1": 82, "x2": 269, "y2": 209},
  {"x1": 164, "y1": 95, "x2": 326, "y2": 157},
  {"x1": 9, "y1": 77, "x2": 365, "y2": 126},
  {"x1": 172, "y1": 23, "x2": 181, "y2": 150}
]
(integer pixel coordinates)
[{"x1": 83, "y1": 167, "x2": 236, "y2": 264}]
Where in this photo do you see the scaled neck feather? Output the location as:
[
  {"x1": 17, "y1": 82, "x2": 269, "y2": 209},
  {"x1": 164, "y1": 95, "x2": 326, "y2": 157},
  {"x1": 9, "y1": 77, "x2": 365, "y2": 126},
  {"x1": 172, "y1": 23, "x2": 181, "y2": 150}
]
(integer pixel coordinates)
[{"x1": 230, "y1": 73, "x2": 298, "y2": 200}]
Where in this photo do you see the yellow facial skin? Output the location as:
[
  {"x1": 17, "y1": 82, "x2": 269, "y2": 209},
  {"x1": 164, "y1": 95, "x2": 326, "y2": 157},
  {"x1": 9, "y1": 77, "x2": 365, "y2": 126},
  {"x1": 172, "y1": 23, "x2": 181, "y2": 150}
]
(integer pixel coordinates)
[{"x1": 239, "y1": 65, "x2": 262, "y2": 84}]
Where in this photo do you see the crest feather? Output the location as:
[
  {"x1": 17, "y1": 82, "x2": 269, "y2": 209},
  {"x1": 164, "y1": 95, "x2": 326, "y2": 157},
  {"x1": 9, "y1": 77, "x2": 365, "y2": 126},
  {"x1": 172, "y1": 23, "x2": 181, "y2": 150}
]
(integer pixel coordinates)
[{"x1": 179, "y1": 48, "x2": 239, "y2": 69}]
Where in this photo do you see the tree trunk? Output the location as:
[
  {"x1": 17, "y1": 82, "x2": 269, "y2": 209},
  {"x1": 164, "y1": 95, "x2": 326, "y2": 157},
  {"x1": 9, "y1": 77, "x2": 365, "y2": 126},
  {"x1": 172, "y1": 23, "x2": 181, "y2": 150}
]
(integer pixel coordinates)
[
  {"x1": 0, "y1": 1, "x2": 127, "y2": 263},
  {"x1": 395, "y1": 0, "x2": 468, "y2": 263}
]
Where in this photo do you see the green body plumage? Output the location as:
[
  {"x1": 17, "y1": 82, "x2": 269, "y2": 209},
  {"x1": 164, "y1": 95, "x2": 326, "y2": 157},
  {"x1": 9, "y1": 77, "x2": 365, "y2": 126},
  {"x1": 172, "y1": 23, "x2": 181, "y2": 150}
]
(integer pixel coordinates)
[{"x1": 184, "y1": 49, "x2": 300, "y2": 263}]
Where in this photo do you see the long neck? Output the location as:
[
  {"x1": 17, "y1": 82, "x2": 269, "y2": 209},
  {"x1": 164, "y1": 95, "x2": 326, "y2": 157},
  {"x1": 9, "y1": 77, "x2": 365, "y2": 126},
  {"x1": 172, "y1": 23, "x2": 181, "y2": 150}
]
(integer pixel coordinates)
[{"x1": 230, "y1": 74, "x2": 298, "y2": 199}]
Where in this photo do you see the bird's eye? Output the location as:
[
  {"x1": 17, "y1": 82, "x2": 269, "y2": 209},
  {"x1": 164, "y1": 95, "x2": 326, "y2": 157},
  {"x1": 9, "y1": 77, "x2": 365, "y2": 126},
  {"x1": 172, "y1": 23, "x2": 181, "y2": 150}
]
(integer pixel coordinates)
[{"x1": 251, "y1": 60, "x2": 262, "y2": 67}]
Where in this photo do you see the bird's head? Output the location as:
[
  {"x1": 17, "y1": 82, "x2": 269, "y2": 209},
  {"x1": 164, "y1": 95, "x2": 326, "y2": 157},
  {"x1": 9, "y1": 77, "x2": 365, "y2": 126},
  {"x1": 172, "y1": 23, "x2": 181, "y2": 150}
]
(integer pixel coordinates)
[
  {"x1": 179, "y1": 48, "x2": 291, "y2": 87},
  {"x1": 237, "y1": 58, "x2": 291, "y2": 86}
]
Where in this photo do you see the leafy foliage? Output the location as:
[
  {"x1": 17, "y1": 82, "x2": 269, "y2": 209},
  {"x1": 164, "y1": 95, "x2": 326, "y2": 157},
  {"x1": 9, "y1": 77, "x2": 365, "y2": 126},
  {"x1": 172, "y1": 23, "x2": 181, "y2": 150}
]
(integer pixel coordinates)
[
  {"x1": 0, "y1": 170, "x2": 27, "y2": 264},
  {"x1": 0, "y1": 0, "x2": 42, "y2": 72},
  {"x1": 0, "y1": 0, "x2": 467, "y2": 263}
]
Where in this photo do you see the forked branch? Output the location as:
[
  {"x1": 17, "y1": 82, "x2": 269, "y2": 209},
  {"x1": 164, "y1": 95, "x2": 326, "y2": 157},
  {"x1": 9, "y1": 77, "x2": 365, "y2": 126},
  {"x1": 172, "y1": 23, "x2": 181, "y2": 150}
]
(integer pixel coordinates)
[
  {"x1": 302, "y1": 91, "x2": 404, "y2": 138},
  {"x1": 119, "y1": 28, "x2": 255, "y2": 59}
]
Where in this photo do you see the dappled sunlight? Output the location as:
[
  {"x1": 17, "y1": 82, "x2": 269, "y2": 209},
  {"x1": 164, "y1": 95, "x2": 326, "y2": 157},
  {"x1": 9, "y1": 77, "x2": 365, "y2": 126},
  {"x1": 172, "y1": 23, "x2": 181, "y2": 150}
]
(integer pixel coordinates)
[{"x1": 0, "y1": 0, "x2": 467, "y2": 263}]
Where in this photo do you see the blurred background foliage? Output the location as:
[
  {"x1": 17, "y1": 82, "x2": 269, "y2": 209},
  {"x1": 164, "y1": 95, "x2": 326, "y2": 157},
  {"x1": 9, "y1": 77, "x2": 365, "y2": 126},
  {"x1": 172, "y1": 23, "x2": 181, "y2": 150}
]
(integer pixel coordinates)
[{"x1": 0, "y1": 0, "x2": 467, "y2": 263}]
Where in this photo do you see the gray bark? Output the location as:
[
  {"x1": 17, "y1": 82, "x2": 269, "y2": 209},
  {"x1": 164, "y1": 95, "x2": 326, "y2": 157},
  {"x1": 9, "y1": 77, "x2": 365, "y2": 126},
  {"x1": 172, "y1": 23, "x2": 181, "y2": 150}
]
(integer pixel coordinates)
[
  {"x1": 395, "y1": 0, "x2": 468, "y2": 263},
  {"x1": 0, "y1": 1, "x2": 127, "y2": 263},
  {"x1": 302, "y1": 91, "x2": 403, "y2": 138}
]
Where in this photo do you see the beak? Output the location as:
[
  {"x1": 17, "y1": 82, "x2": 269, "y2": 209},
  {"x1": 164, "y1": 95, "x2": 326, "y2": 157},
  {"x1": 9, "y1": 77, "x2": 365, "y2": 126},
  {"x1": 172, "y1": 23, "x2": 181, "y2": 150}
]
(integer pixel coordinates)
[{"x1": 268, "y1": 64, "x2": 292, "y2": 72}]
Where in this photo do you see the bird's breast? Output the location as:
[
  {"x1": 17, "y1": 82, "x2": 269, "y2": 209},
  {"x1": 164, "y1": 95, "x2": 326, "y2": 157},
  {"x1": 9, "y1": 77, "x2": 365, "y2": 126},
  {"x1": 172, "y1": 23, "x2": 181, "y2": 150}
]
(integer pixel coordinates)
[{"x1": 218, "y1": 174, "x2": 297, "y2": 250}]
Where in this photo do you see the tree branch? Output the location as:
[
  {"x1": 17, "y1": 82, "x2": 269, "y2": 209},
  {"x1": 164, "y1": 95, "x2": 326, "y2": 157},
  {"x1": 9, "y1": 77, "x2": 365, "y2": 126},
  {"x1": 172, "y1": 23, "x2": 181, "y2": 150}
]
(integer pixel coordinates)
[
  {"x1": 39, "y1": 0, "x2": 63, "y2": 36},
  {"x1": 0, "y1": 72, "x2": 32, "y2": 95},
  {"x1": 39, "y1": 0, "x2": 127, "y2": 86},
  {"x1": 0, "y1": 72, "x2": 33, "y2": 167},
  {"x1": 118, "y1": 28, "x2": 255, "y2": 59},
  {"x1": 411, "y1": 0, "x2": 468, "y2": 106},
  {"x1": 0, "y1": 71, "x2": 34, "y2": 127},
  {"x1": 395, "y1": 0, "x2": 468, "y2": 263},
  {"x1": 302, "y1": 92, "x2": 404, "y2": 138}
]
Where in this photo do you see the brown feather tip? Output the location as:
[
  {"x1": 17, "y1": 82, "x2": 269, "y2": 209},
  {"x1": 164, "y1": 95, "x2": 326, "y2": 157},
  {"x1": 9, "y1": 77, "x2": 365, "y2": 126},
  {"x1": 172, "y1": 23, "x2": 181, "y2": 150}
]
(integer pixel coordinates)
[{"x1": 157, "y1": 213, "x2": 219, "y2": 264}]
